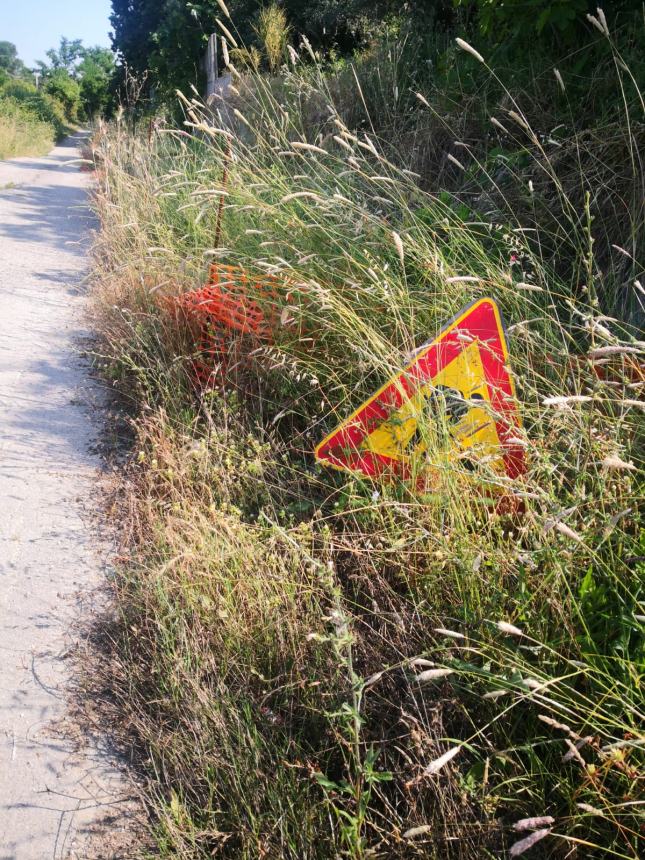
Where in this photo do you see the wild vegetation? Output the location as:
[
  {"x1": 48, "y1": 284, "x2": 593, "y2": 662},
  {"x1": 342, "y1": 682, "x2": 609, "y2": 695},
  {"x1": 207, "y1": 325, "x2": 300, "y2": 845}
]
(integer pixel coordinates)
[
  {"x1": 0, "y1": 94, "x2": 56, "y2": 160},
  {"x1": 90, "y1": 3, "x2": 643, "y2": 858},
  {"x1": 0, "y1": 38, "x2": 114, "y2": 159}
]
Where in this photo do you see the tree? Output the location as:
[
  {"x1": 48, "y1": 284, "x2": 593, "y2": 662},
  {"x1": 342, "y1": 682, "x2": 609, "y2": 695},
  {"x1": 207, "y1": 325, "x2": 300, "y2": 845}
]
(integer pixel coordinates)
[
  {"x1": 0, "y1": 41, "x2": 21, "y2": 73},
  {"x1": 35, "y1": 38, "x2": 116, "y2": 120},
  {"x1": 109, "y1": 0, "x2": 375, "y2": 102},
  {"x1": 78, "y1": 46, "x2": 116, "y2": 117},
  {"x1": 45, "y1": 37, "x2": 84, "y2": 74},
  {"x1": 44, "y1": 69, "x2": 81, "y2": 121},
  {"x1": 107, "y1": 0, "x2": 463, "y2": 105},
  {"x1": 454, "y1": 0, "x2": 644, "y2": 41},
  {"x1": 110, "y1": 0, "x2": 208, "y2": 102},
  {"x1": 0, "y1": 40, "x2": 32, "y2": 81}
]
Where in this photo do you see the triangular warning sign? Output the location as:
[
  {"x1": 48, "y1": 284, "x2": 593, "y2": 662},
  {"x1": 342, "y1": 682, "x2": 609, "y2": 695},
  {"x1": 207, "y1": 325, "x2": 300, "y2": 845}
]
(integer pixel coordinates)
[{"x1": 315, "y1": 298, "x2": 525, "y2": 482}]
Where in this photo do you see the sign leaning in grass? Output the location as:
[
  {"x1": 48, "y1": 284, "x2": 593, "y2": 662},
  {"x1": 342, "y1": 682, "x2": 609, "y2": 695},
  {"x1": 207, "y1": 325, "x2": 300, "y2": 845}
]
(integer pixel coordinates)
[{"x1": 315, "y1": 298, "x2": 525, "y2": 485}]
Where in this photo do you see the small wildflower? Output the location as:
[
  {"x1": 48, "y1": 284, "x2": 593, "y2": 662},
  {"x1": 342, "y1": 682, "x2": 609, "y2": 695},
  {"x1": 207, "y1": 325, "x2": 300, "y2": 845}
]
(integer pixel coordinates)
[
  {"x1": 563, "y1": 738, "x2": 586, "y2": 766},
  {"x1": 589, "y1": 345, "x2": 642, "y2": 358},
  {"x1": 221, "y1": 38, "x2": 230, "y2": 68},
  {"x1": 543, "y1": 395, "x2": 593, "y2": 407},
  {"x1": 553, "y1": 522, "x2": 583, "y2": 542},
  {"x1": 538, "y1": 715, "x2": 573, "y2": 735},
  {"x1": 409, "y1": 658, "x2": 436, "y2": 668},
  {"x1": 291, "y1": 141, "x2": 327, "y2": 155},
  {"x1": 281, "y1": 191, "x2": 323, "y2": 203},
  {"x1": 577, "y1": 803, "x2": 604, "y2": 815},
  {"x1": 333, "y1": 135, "x2": 353, "y2": 152},
  {"x1": 363, "y1": 670, "x2": 384, "y2": 688},
  {"x1": 601, "y1": 455, "x2": 635, "y2": 471},
  {"x1": 515, "y1": 281, "x2": 543, "y2": 292},
  {"x1": 586, "y1": 12, "x2": 608, "y2": 36},
  {"x1": 287, "y1": 44, "x2": 299, "y2": 65},
  {"x1": 216, "y1": 19, "x2": 238, "y2": 48},
  {"x1": 597, "y1": 8, "x2": 609, "y2": 33},
  {"x1": 491, "y1": 116, "x2": 508, "y2": 133},
  {"x1": 508, "y1": 110, "x2": 530, "y2": 132},
  {"x1": 300, "y1": 34, "x2": 316, "y2": 60},
  {"x1": 483, "y1": 689, "x2": 510, "y2": 700}
]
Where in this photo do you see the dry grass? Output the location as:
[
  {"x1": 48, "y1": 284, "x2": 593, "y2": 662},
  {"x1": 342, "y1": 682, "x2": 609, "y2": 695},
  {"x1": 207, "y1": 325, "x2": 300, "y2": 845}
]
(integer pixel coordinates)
[
  {"x1": 88, "y1": 20, "x2": 644, "y2": 860},
  {"x1": 0, "y1": 100, "x2": 55, "y2": 159}
]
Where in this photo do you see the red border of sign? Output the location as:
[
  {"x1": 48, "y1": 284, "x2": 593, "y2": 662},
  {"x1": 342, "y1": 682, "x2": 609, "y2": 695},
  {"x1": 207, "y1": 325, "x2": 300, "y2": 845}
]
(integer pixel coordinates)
[{"x1": 315, "y1": 298, "x2": 525, "y2": 481}]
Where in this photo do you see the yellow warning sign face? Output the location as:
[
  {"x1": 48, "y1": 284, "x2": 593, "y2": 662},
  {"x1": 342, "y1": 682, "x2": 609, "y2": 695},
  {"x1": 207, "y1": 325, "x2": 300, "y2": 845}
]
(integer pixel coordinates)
[
  {"x1": 363, "y1": 340, "x2": 504, "y2": 471},
  {"x1": 315, "y1": 298, "x2": 525, "y2": 482}
]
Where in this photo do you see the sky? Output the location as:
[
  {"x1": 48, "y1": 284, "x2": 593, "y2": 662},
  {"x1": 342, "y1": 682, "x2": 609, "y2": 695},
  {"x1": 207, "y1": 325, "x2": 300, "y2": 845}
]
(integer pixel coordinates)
[{"x1": 1, "y1": 0, "x2": 113, "y2": 67}]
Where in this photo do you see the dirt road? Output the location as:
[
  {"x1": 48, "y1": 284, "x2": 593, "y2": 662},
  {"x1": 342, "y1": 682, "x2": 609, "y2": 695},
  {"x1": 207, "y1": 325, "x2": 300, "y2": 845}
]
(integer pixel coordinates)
[{"x1": 0, "y1": 137, "x2": 134, "y2": 858}]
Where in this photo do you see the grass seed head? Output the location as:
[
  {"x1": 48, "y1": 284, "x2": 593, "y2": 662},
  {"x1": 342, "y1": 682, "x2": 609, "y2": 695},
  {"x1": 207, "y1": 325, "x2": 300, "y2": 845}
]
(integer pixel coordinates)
[{"x1": 455, "y1": 38, "x2": 485, "y2": 64}]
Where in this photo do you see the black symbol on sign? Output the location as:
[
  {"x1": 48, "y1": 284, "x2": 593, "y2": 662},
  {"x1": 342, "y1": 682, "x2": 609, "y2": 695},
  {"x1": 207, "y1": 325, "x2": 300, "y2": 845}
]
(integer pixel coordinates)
[{"x1": 406, "y1": 386, "x2": 484, "y2": 451}]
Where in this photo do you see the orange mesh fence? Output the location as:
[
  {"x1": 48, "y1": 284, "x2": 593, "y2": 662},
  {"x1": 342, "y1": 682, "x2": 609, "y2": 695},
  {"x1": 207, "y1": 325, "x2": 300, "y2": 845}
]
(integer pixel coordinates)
[{"x1": 164, "y1": 264, "x2": 297, "y2": 387}]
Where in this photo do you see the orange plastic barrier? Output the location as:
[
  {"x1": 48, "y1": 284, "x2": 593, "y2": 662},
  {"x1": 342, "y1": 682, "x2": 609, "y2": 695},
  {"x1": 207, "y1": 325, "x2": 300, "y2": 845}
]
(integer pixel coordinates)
[{"x1": 168, "y1": 264, "x2": 291, "y2": 386}]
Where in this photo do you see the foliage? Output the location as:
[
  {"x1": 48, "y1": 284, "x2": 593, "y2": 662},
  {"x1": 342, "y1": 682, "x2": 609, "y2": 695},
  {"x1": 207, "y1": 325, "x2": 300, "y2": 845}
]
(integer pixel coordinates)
[
  {"x1": 44, "y1": 69, "x2": 81, "y2": 122},
  {"x1": 109, "y1": 0, "x2": 421, "y2": 104},
  {"x1": 0, "y1": 37, "x2": 116, "y2": 156},
  {"x1": 457, "y1": 0, "x2": 645, "y2": 40},
  {"x1": 110, "y1": 0, "x2": 208, "y2": 103},
  {"x1": 255, "y1": 4, "x2": 290, "y2": 74},
  {"x1": 78, "y1": 47, "x2": 116, "y2": 117},
  {"x1": 89, "y1": 7, "x2": 644, "y2": 856},
  {"x1": 0, "y1": 95, "x2": 55, "y2": 158},
  {"x1": 34, "y1": 37, "x2": 116, "y2": 121},
  {"x1": 0, "y1": 41, "x2": 25, "y2": 76},
  {"x1": 0, "y1": 78, "x2": 67, "y2": 139},
  {"x1": 0, "y1": 40, "x2": 36, "y2": 86},
  {"x1": 43, "y1": 37, "x2": 84, "y2": 73},
  {"x1": 0, "y1": 41, "x2": 19, "y2": 70}
]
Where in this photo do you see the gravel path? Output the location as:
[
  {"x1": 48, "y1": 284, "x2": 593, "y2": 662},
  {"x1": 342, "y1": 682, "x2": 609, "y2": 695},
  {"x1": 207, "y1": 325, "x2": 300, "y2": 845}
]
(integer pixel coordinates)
[{"x1": 0, "y1": 137, "x2": 135, "y2": 858}]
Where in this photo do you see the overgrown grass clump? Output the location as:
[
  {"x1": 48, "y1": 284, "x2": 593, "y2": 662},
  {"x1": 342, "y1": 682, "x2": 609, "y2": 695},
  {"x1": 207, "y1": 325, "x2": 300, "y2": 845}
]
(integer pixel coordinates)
[
  {"x1": 0, "y1": 79, "x2": 69, "y2": 159},
  {"x1": 91, "y1": 14, "x2": 643, "y2": 860},
  {"x1": 0, "y1": 96, "x2": 56, "y2": 159}
]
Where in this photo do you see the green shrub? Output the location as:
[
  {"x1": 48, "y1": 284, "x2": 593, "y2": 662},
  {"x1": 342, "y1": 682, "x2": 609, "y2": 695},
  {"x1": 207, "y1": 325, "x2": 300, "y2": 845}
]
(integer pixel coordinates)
[
  {"x1": 44, "y1": 69, "x2": 80, "y2": 123},
  {"x1": 0, "y1": 79, "x2": 67, "y2": 138},
  {"x1": 0, "y1": 96, "x2": 56, "y2": 158},
  {"x1": 255, "y1": 3, "x2": 291, "y2": 73}
]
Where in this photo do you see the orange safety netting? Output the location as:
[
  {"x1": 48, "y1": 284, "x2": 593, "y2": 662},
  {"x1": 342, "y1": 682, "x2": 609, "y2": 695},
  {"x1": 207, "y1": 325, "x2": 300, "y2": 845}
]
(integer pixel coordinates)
[{"x1": 167, "y1": 264, "x2": 291, "y2": 386}]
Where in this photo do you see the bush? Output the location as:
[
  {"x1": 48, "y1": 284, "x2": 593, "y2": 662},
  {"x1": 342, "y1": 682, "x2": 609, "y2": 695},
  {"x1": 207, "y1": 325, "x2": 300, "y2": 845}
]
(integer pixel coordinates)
[
  {"x1": 44, "y1": 69, "x2": 80, "y2": 123},
  {"x1": 0, "y1": 96, "x2": 56, "y2": 159},
  {"x1": 0, "y1": 79, "x2": 67, "y2": 138},
  {"x1": 255, "y1": 3, "x2": 291, "y2": 73}
]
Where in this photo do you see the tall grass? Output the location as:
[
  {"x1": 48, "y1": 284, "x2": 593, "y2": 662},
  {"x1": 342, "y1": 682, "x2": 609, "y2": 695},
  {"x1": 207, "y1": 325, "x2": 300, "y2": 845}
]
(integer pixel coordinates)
[
  {"x1": 255, "y1": 3, "x2": 290, "y2": 74},
  {"x1": 0, "y1": 97, "x2": 56, "y2": 159},
  {"x1": 90, "y1": 12, "x2": 643, "y2": 859}
]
